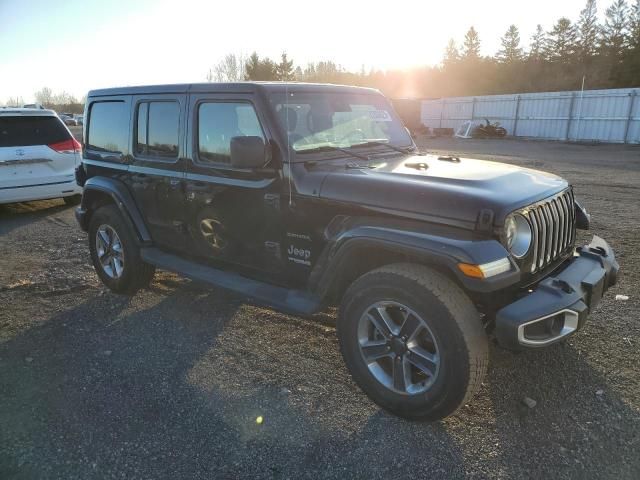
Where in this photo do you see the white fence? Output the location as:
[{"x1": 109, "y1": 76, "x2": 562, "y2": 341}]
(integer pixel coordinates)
[{"x1": 421, "y1": 87, "x2": 640, "y2": 144}]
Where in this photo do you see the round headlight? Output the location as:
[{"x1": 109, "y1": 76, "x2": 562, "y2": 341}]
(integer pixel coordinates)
[{"x1": 504, "y1": 213, "x2": 532, "y2": 258}]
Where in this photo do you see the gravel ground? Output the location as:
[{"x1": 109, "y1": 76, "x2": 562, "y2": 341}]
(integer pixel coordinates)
[{"x1": 1, "y1": 137, "x2": 639, "y2": 479}]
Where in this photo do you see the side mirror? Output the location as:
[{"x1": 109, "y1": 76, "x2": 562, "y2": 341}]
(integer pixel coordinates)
[{"x1": 230, "y1": 136, "x2": 269, "y2": 169}]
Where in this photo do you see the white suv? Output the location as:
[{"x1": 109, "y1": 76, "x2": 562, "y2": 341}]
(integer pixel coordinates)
[{"x1": 0, "y1": 108, "x2": 83, "y2": 205}]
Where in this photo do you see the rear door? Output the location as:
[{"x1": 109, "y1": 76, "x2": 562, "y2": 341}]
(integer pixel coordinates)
[
  {"x1": 0, "y1": 114, "x2": 79, "y2": 191},
  {"x1": 125, "y1": 94, "x2": 188, "y2": 252}
]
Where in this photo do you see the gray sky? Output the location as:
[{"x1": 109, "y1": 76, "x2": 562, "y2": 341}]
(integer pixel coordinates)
[{"x1": 1, "y1": 0, "x2": 602, "y2": 102}]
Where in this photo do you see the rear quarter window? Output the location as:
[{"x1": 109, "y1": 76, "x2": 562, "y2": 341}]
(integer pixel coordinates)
[
  {"x1": 87, "y1": 101, "x2": 129, "y2": 154},
  {"x1": 0, "y1": 116, "x2": 70, "y2": 147}
]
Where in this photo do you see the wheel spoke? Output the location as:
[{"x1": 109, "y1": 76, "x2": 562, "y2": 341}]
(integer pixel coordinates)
[
  {"x1": 113, "y1": 257, "x2": 124, "y2": 277},
  {"x1": 109, "y1": 257, "x2": 117, "y2": 275},
  {"x1": 365, "y1": 312, "x2": 390, "y2": 339},
  {"x1": 406, "y1": 347, "x2": 438, "y2": 377},
  {"x1": 360, "y1": 340, "x2": 391, "y2": 362},
  {"x1": 398, "y1": 313, "x2": 421, "y2": 340},
  {"x1": 375, "y1": 307, "x2": 396, "y2": 334},
  {"x1": 97, "y1": 230, "x2": 110, "y2": 249},
  {"x1": 393, "y1": 357, "x2": 408, "y2": 392}
]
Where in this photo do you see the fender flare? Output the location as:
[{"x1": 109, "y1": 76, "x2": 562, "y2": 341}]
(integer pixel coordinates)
[
  {"x1": 78, "y1": 176, "x2": 151, "y2": 242},
  {"x1": 308, "y1": 217, "x2": 521, "y2": 298}
]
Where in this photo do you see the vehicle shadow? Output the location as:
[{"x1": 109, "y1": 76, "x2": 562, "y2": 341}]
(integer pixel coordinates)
[
  {"x1": 0, "y1": 281, "x2": 466, "y2": 479},
  {"x1": 0, "y1": 199, "x2": 72, "y2": 236},
  {"x1": 1, "y1": 280, "x2": 637, "y2": 479}
]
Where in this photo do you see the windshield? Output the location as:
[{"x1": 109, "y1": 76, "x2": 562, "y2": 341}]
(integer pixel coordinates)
[{"x1": 270, "y1": 91, "x2": 412, "y2": 154}]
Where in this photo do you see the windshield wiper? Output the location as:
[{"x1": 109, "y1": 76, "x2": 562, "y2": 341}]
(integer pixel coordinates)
[
  {"x1": 297, "y1": 145, "x2": 370, "y2": 161},
  {"x1": 351, "y1": 140, "x2": 422, "y2": 155}
]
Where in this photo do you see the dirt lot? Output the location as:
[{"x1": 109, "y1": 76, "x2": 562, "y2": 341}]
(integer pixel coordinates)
[{"x1": 1, "y1": 137, "x2": 639, "y2": 479}]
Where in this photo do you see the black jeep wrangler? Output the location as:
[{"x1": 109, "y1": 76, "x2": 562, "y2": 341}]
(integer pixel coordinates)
[{"x1": 75, "y1": 83, "x2": 619, "y2": 420}]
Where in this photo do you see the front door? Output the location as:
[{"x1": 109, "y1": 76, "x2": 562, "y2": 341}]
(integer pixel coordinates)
[
  {"x1": 126, "y1": 94, "x2": 188, "y2": 252},
  {"x1": 183, "y1": 93, "x2": 283, "y2": 278}
]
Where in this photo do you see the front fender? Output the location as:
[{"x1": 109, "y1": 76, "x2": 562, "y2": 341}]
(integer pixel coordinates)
[
  {"x1": 309, "y1": 216, "x2": 520, "y2": 297},
  {"x1": 77, "y1": 176, "x2": 151, "y2": 242}
]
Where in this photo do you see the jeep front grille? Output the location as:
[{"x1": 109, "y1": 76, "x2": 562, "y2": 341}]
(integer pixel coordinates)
[{"x1": 524, "y1": 189, "x2": 576, "y2": 273}]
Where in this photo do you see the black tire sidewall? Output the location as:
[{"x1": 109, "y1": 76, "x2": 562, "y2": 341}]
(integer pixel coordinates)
[
  {"x1": 88, "y1": 205, "x2": 143, "y2": 294},
  {"x1": 338, "y1": 272, "x2": 473, "y2": 420}
]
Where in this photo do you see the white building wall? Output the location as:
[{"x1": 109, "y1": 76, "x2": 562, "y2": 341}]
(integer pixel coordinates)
[{"x1": 421, "y1": 88, "x2": 640, "y2": 144}]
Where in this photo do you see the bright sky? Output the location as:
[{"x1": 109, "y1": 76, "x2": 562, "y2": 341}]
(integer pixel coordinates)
[{"x1": 1, "y1": 0, "x2": 596, "y2": 102}]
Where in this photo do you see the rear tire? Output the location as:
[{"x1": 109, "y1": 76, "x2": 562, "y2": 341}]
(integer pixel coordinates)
[
  {"x1": 337, "y1": 263, "x2": 488, "y2": 421},
  {"x1": 88, "y1": 204, "x2": 155, "y2": 295}
]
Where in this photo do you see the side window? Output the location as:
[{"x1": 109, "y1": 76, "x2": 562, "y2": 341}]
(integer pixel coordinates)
[
  {"x1": 135, "y1": 101, "x2": 179, "y2": 158},
  {"x1": 87, "y1": 101, "x2": 128, "y2": 154},
  {"x1": 198, "y1": 102, "x2": 264, "y2": 164}
]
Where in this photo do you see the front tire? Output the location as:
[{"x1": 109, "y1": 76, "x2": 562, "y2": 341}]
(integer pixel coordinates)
[
  {"x1": 88, "y1": 204, "x2": 155, "y2": 295},
  {"x1": 337, "y1": 263, "x2": 488, "y2": 421}
]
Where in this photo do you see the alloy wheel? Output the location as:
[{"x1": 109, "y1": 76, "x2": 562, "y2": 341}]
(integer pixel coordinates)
[
  {"x1": 95, "y1": 224, "x2": 125, "y2": 279},
  {"x1": 357, "y1": 301, "x2": 440, "y2": 395}
]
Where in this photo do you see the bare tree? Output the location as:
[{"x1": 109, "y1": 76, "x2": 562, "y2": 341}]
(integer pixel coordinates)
[
  {"x1": 208, "y1": 53, "x2": 247, "y2": 82},
  {"x1": 5, "y1": 96, "x2": 24, "y2": 107},
  {"x1": 34, "y1": 87, "x2": 53, "y2": 106}
]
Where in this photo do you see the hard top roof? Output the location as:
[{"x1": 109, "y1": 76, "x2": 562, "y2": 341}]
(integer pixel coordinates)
[
  {"x1": 0, "y1": 108, "x2": 57, "y2": 117},
  {"x1": 87, "y1": 82, "x2": 381, "y2": 97}
]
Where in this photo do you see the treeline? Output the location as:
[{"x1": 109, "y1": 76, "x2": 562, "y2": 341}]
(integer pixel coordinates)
[
  {"x1": 208, "y1": 0, "x2": 640, "y2": 98},
  {"x1": 33, "y1": 87, "x2": 85, "y2": 113},
  {"x1": 1, "y1": 88, "x2": 85, "y2": 113}
]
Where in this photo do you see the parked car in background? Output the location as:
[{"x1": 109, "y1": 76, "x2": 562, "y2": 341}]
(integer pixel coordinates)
[
  {"x1": 23, "y1": 103, "x2": 45, "y2": 109},
  {"x1": 58, "y1": 113, "x2": 77, "y2": 126},
  {"x1": 0, "y1": 108, "x2": 83, "y2": 205},
  {"x1": 74, "y1": 114, "x2": 83, "y2": 125}
]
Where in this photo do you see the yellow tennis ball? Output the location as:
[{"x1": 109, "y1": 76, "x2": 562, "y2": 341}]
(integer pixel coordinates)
[{"x1": 256, "y1": 416, "x2": 263, "y2": 425}]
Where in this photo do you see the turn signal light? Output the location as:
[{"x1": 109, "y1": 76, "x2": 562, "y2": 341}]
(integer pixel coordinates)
[{"x1": 458, "y1": 258, "x2": 511, "y2": 279}]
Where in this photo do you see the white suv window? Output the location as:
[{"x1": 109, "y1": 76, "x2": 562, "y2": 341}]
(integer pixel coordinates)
[{"x1": 0, "y1": 116, "x2": 69, "y2": 147}]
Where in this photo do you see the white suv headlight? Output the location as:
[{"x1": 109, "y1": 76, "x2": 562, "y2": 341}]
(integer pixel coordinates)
[{"x1": 504, "y1": 213, "x2": 532, "y2": 258}]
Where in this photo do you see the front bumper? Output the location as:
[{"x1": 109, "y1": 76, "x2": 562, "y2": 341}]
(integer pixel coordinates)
[{"x1": 495, "y1": 236, "x2": 619, "y2": 350}]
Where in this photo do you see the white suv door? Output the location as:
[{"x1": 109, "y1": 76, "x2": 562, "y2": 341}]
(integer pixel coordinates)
[{"x1": 0, "y1": 110, "x2": 82, "y2": 204}]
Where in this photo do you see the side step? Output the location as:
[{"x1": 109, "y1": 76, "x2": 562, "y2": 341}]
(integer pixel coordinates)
[{"x1": 140, "y1": 247, "x2": 322, "y2": 316}]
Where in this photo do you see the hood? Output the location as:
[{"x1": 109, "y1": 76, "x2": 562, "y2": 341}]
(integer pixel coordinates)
[{"x1": 317, "y1": 154, "x2": 568, "y2": 228}]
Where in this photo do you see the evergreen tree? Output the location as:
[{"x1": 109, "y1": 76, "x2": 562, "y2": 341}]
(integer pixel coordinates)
[
  {"x1": 630, "y1": 0, "x2": 640, "y2": 49},
  {"x1": 529, "y1": 24, "x2": 546, "y2": 60},
  {"x1": 576, "y1": 0, "x2": 600, "y2": 60},
  {"x1": 600, "y1": 0, "x2": 629, "y2": 57},
  {"x1": 244, "y1": 52, "x2": 277, "y2": 80},
  {"x1": 544, "y1": 18, "x2": 577, "y2": 62},
  {"x1": 443, "y1": 38, "x2": 459, "y2": 66},
  {"x1": 275, "y1": 52, "x2": 295, "y2": 81},
  {"x1": 497, "y1": 25, "x2": 523, "y2": 63},
  {"x1": 462, "y1": 27, "x2": 481, "y2": 59},
  {"x1": 618, "y1": 0, "x2": 640, "y2": 83}
]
